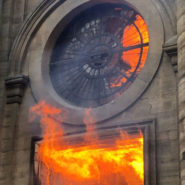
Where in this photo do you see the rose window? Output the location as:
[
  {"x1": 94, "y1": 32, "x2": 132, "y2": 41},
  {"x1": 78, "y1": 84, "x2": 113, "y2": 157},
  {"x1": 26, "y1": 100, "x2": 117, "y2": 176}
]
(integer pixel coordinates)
[{"x1": 50, "y1": 4, "x2": 149, "y2": 108}]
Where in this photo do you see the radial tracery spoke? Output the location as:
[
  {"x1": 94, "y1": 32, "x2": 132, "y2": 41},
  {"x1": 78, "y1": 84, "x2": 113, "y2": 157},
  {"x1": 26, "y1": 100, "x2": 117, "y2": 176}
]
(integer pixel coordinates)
[{"x1": 121, "y1": 42, "x2": 149, "y2": 52}]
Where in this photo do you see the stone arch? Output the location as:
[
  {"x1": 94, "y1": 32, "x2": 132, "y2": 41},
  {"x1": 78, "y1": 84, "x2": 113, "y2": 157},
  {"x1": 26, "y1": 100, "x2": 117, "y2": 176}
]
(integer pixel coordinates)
[
  {"x1": 8, "y1": 0, "x2": 165, "y2": 125},
  {"x1": 8, "y1": 0, "x2": 64, "y2": 75},
  {"x1": 8, "y1": 0, "x2": 176, "y2": 75}
]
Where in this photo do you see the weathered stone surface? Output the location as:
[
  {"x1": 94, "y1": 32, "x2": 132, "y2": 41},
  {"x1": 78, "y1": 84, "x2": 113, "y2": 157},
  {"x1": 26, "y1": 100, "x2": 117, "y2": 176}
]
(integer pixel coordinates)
[
  {"x1": 0, "y1": 0, "x2": 182, "y2": 185},
  {"x1": 177, "y1": 1, "x2": 185, "y2": 185},
  {"x1": 158, "y1": 175, "x2": 179, "y2": 185},
  {"x1": 25, "y1": 0, "x2": 43, "y2": 17}
]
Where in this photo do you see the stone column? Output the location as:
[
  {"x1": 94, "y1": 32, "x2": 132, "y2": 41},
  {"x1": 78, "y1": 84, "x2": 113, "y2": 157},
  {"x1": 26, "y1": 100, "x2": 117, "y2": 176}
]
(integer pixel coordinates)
[
  {"x1": 0, "y1": 75, "x2": 28, "y2": 185},
  {"x1": 177, "y1": 0, "x2": 185, "y2": 184}
]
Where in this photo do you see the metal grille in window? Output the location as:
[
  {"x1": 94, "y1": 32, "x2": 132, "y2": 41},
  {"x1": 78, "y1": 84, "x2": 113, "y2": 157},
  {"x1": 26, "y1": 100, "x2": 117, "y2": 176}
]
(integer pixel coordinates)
[{"x1": 50, "y1": 4, "x2": 149, "y2": 108}]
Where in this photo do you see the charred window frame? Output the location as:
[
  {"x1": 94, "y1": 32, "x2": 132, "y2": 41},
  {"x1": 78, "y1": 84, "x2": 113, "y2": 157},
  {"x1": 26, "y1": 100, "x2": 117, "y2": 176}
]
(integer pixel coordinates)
[{"x1": 30, "y1": 120, "x2": 156, "y2": 185}]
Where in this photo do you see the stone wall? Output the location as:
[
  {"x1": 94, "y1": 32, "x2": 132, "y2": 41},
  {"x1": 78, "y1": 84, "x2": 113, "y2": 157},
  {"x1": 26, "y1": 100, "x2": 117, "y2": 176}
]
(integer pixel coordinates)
[
  {"x1": 177, "y1": 0, "x2": 185, "y2": 184},
  {"x1": 0, "y1": 0, "x2": 181, "y2": 185}
]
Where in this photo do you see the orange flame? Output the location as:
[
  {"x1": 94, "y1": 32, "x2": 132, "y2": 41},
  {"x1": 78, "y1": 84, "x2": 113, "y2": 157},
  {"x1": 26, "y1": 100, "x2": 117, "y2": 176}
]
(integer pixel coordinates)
[
  {"x1": 31, "y1": 101, "x2": 144, "y2": 185},
  {"x1": 111, "y1": 15, "x2": 149, "y2": 88}
]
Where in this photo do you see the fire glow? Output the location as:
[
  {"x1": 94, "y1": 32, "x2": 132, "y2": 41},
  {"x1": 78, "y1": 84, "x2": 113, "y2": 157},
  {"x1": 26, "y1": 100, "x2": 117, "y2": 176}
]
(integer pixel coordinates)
[
  {"x1": 31, "y1": 101, "x2": 144, "y2": 185},
  {"x1": 111, "y1": 15, "x2": 149, "y2": 88}
]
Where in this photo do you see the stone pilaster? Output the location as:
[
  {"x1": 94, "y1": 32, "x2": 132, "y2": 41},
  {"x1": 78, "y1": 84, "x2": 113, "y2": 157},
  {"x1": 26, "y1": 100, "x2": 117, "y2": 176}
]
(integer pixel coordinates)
[
  {"x1": 0, "y1": 75, "x2": 28, "y2": 185},
  {"x1": 0, "y1": 0, "x2": 27, "y2": 123},
  {"x1": 177, "y1": 0, "x2": 185, "y2": 184}
]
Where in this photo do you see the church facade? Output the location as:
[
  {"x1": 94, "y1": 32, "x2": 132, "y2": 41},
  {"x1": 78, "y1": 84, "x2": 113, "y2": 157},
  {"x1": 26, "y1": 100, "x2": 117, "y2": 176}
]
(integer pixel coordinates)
[{"x1": 0, "y1": 0, "x2": 184, "y2": 185}]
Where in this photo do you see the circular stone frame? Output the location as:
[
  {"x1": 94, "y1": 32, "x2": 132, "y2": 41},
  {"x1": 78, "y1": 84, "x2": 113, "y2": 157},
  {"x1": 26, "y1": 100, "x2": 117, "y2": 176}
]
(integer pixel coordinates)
[{"x1": 28, "y1": 0, "x2": 164, "y2": 125}]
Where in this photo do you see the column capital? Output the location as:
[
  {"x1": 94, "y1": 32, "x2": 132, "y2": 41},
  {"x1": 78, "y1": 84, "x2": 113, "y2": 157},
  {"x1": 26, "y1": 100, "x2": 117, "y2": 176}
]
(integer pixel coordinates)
[{"x1": 5, "y1": 75, "x2": 29, "y2": 104}]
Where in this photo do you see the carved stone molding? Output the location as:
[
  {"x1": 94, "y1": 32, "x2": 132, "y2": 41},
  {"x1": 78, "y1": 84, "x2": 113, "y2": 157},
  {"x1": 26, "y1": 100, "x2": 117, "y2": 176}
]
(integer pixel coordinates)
[
  {"x1": 8, "y1": 0, "x2": 64, "y2": 74},
  {"x1": 163, "y1": 35, "x2": 177, "y2": 73},
  {"x1": 5, "y1": 75, "x2": 29, "y2": 104}
]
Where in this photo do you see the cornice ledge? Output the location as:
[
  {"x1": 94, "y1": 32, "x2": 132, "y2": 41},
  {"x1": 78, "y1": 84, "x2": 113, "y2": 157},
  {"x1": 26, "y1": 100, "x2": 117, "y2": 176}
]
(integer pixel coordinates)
[{"x1": 163, "y1": 35, "x2": 177, "y2": 73}]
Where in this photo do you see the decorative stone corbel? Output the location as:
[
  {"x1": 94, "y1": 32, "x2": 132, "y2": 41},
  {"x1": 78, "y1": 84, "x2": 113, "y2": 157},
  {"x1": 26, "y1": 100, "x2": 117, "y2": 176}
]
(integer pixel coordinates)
[
  {"x1": 163, "y1": 35, "x2": 177, "y2": 73},
  {"x1": 5, "y1": 75, "x2": 29, "y2": 104}
]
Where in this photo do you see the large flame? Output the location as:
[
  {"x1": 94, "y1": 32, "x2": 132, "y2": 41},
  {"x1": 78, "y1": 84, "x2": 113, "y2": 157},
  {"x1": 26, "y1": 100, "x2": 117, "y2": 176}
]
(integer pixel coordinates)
[{"x1": 31, "y1": 101, "x2": 144, "y2": 185}]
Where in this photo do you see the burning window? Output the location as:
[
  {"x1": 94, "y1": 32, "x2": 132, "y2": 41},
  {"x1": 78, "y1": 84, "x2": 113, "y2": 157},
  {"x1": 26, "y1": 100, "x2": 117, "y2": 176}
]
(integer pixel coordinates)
[
  {"x1": 50, "y1": 3, "x2": 149, "y2": 108},
  {"x1": 31, "y1": 101, "x2": 145, "y2": 185},
  {"x1": 34, "y1": 131, "x2": 144, "y2": 185}
]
